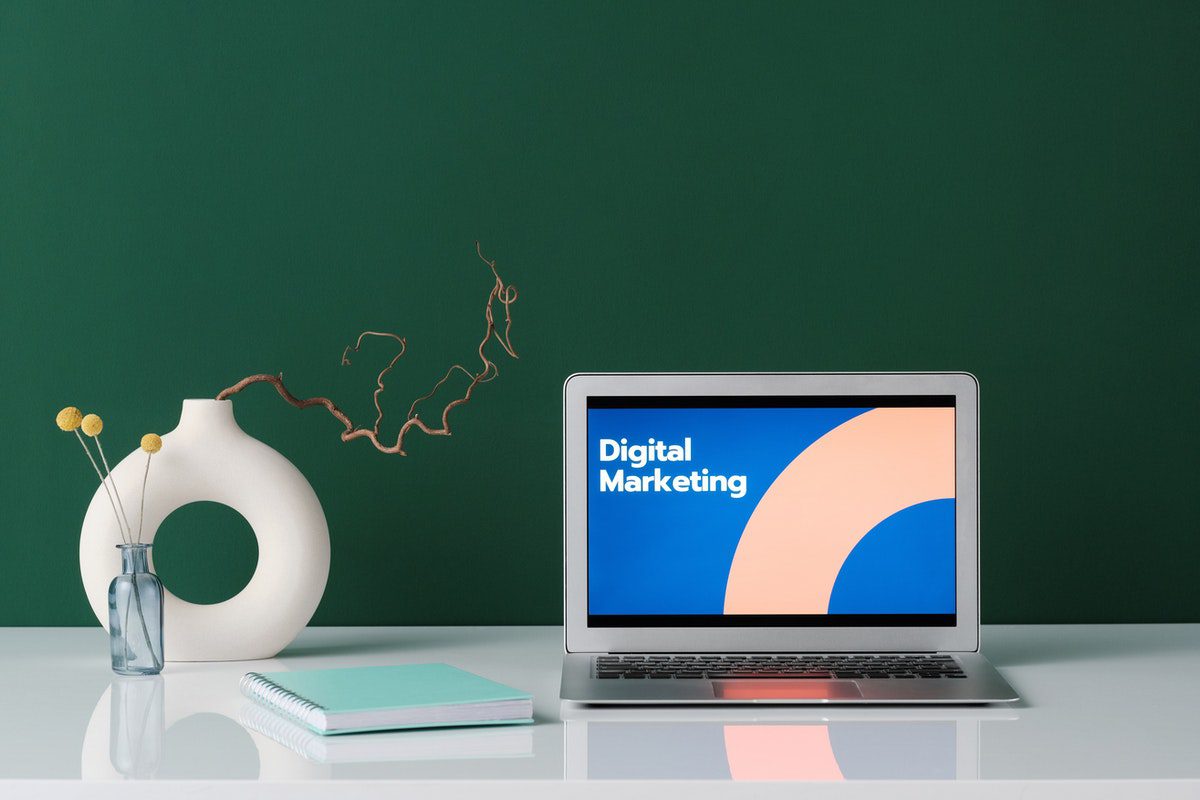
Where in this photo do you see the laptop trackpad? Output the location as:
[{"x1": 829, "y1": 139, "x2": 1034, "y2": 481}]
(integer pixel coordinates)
[{"x1": 713, "y1": 680, "x2": 862, "y2": 701}]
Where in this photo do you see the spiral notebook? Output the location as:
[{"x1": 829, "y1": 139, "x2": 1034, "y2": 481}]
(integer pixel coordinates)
[{"x1": 240, "y1": 663, "x2": 534, "y2": 735}]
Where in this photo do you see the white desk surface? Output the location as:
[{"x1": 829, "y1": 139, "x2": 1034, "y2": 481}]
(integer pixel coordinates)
[{"x1": 1, "y1": 624, "x2": 1197, "y2": 799}]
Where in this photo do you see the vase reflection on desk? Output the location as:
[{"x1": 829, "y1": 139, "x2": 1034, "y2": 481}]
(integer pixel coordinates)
[
  {"x1": 109, "y1": 675, "x2": 164, "y2": 778},
  {"x1": 109, "y1": 544, "x2": 164, "y2": 675}
]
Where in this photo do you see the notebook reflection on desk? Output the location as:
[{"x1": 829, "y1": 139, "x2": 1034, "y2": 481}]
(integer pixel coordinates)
[{"x1": 239, "y1": 704, "x2": 533, "y2": 765}]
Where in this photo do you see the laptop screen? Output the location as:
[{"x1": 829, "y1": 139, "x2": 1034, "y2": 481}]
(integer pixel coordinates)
[{"x1": 586, "y1": 396, "x2": 956, "y2": 628}]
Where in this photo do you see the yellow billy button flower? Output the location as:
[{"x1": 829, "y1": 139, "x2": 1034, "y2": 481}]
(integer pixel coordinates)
[
  {"x1": 81, "y1": 413, "x2": 104, "y2": 437},
  {"x1": 56, "y1": 406, "x2": 83, "y2": 431},
  {"x1": 140, "y1": 433, "x2": 163, "y2": 454}
]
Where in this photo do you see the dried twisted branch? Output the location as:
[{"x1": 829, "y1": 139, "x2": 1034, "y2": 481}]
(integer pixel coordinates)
[
  {"x1": 343, "y1": 331, "x2": 407, "y2": 437},
  {"x1": 215, "y1": 242, "x2": 519, "y2": 455}
]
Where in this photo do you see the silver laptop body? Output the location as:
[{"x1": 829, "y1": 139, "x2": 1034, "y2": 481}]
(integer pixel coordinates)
[{"x1": 560, "y1": 373, "x2": 1018, "y2": 704}]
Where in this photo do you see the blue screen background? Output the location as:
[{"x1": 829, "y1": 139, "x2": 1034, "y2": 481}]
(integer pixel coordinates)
[{"x1": 586, "y1": 406, "x2": 955, "y2": 616}]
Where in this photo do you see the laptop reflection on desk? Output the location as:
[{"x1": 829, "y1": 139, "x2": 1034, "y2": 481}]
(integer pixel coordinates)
[{"x1": 562, "y1": 706, "x2": 1019, "y2": 781}]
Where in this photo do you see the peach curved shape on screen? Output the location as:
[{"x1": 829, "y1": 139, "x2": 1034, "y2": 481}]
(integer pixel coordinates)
[
  {"x1": 723, "y1": 407, "x2": 954, "y2": 614},
  {"x1": 723, "y1": 725, "x2": 844, "y2": 781}
]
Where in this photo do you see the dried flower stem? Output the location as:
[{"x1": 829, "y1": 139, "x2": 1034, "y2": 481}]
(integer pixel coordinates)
[
  {"x1": 94, "y1": 436, "x2": 133, "y2": 540},
  {"x1": 128, "y1": 571, "x2": 162, "y2": 671},
  {"x1": 75, "y1": 430, "x2": 129, "y2": 544},
  {"x1": 215, "y1": 243, "x2": 519, "y2": 455},
  {"x1": 137, "y1": 453, "x2": 152, "y2": 545}
]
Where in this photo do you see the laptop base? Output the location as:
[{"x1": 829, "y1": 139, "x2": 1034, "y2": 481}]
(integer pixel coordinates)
[{"x1": 560, "y1": 652, "x2": 1018, "y2": 704}]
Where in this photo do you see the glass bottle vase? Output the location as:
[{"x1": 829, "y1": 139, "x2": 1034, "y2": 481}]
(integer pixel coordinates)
[{"x1": 108, "y1": 544, "x2": 164, "y2": 675}]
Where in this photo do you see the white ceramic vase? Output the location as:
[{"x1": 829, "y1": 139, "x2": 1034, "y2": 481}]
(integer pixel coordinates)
[{"x1": 79, "y1": 399, "x2": 330, "y2": 661}]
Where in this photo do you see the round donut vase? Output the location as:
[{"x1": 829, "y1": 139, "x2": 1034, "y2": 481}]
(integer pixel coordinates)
[{"x1": 79, "y1": 399, "x2": 330, "y2": 661}]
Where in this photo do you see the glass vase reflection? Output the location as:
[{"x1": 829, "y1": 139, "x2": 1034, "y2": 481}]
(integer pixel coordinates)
[
  {"x1": 108, "y1": 544, "x2": 164, "y2": 675},
  {"x1": 109, "y1": 675, "x2": 164, "y2": 777}
]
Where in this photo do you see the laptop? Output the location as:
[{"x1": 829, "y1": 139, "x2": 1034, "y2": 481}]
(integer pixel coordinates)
[{"x1": 559, "y1": 372, "x2": 1018, "y2": 704}]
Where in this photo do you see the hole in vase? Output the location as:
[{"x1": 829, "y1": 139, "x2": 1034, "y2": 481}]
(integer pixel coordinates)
[{"x1": 151, "y1": 502, "x2": 258, "y2": 605}]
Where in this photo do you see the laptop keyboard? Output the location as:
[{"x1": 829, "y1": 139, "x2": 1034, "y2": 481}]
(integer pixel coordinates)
[{"x1": 594, "y1": 654, "x2": 966, "y2": 680}]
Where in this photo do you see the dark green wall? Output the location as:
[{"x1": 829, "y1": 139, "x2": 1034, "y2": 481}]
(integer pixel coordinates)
[{"x1": 3, "y1": 1, "x2": 1197, "y2": 626}]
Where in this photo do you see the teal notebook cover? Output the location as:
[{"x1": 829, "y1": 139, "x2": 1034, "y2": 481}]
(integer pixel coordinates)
[{"x1": 241, "y1": 663, "x2": 533, "y2": 735}]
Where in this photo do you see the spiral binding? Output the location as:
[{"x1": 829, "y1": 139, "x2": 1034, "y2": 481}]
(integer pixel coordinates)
[
  {"x1": 238, "y1": 703, "x2": 322, "y2": 761},
  {"x1": 239, "y1": 672, "x2": 326, "y2": 728}
]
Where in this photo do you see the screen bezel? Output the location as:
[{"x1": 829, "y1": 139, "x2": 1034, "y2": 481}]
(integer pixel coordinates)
[{"x1": 563, "y1": 372, "x2": 980, "y2": 654}]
